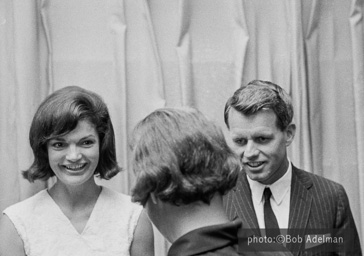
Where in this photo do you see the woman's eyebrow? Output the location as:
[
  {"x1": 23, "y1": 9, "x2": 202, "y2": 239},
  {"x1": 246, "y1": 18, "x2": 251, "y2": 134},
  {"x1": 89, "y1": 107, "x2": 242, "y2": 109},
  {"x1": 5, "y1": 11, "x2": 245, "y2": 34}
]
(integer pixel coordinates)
[
  {"x1": 80, "y1": 134, "x2": 96, "y2": 140},
  {"x1": 49, "y1": 137, "x2": 65, "y2": 141}
]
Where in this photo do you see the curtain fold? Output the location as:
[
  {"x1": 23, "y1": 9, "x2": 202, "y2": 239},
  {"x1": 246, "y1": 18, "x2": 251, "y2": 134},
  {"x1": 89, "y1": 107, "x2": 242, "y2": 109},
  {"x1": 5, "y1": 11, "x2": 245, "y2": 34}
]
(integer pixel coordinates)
[
  {"x1": 302, "y1": 0, "x2": 322, "y2": 179},
  {"x1": 0, "y1": 0, "x2": 21, "y2": 208},
  {"x1": 287, "y1": 0, "x2": 313, "y2": 173},
  {"x1": 1, "y1": 0, "x2": 363, "y2": 254},
  {"x1": 0, "y1": 0, "x2": 47, "y2": 211},
  {"x1": 350, "y1": 0, "x2": 364, "y2": 239},
  {"x1": 176, "y1": 0, "x2": 194, "y2": 107},
  {"x1": 231, "y1": 0, "x2": 250, "y2": 91},
  {"x1": 107, "y1": 0, "x2": 130, "y2": 192}
]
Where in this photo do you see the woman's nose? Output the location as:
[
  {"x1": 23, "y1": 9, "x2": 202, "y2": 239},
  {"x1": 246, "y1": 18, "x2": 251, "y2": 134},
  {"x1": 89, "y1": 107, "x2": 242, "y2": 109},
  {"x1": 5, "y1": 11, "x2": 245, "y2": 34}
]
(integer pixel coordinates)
[{"x1": 65, "y1": 145, "x2": 82, "y2": 161}]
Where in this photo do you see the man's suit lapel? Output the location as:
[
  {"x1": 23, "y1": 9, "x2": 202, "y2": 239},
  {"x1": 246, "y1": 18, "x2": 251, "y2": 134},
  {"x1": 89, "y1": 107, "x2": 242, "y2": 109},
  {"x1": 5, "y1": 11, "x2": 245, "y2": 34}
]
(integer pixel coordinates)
[
  {"x1": 287, "y1": 166, "x2": 313, "y2": 253},
  {"x1": 233, "y1": 172, "x2": 261, "y2": 236},
  {"x1": 230, "y1": 166, "x2": 314, "y2": 252}
]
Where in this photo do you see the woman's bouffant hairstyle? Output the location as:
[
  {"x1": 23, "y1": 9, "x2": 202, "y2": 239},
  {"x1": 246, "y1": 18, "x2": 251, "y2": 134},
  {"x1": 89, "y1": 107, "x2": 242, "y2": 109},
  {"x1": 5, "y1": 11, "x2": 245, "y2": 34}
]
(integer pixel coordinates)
[
  {"x1": 224, "y1": 80, "x2": 294, "y2": 131},
  {"x1": 130, "y1": 107, "x2": 241, "y2": 207},
  {"x1": 23, "y1": 86, "x2": 121, "y2": 182}
]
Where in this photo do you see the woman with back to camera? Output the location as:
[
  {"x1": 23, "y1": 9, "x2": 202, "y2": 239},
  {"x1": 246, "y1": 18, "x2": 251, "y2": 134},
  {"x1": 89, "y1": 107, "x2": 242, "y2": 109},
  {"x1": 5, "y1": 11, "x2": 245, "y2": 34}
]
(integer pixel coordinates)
[
  {"x1": 0, "y1": 86, "x2": 154, "y2": 256},
  {"x1": 130, "y1": 107, "x2": 242, "y2": 255}
]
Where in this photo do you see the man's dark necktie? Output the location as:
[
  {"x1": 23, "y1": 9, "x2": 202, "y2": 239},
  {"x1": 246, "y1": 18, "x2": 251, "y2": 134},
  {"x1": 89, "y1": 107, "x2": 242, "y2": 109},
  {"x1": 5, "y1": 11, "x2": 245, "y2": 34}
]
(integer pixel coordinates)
[{"x1": 263, "y1": 187, "x2": 281, "y2": 238}]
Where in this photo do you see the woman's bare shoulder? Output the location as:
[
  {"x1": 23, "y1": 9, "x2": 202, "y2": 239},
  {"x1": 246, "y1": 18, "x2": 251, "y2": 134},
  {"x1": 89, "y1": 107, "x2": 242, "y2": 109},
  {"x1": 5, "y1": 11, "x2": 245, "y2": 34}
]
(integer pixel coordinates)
[{"x1": 0, "y1": 214, "x2": 26, "y2": 256}]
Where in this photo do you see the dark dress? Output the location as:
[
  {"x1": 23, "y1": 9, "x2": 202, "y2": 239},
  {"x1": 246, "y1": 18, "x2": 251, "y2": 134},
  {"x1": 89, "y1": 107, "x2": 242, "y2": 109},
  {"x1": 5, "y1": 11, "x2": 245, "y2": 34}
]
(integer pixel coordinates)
[{"x1": 168, "y1": 221, "x2": 241, "y2": 256}]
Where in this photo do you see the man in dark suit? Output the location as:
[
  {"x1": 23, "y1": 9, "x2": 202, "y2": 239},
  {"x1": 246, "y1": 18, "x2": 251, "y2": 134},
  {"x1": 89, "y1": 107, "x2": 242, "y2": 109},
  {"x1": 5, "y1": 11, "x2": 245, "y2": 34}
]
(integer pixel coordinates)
[{"x1": 223, "y1": 80, "x2": 361, "y2": 255}]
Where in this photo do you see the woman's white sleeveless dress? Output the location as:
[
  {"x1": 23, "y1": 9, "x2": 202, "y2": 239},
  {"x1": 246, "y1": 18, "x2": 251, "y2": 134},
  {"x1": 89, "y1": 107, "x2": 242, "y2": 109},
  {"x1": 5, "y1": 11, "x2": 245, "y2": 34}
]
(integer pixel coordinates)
[{"x1": 3, "y1": 187, "x2": 142, "y2": 256}]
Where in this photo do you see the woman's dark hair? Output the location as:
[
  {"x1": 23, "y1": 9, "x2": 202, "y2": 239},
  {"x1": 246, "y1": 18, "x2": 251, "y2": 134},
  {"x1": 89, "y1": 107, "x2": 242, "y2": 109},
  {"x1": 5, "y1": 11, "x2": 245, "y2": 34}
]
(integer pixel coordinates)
[
  {"x1": 130, "y1": 107, "x2": 240, "y2": 206},
  {"x1": 23, "y1": 86, "x2": 121, "y2": 181}
]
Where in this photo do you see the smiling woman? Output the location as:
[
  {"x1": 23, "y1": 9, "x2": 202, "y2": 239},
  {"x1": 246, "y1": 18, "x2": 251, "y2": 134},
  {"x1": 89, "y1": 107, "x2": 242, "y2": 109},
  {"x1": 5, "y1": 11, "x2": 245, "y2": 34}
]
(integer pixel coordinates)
[
  {"x1": 0, "y1": 86, "x2": 154, "y2": 256},
  {"x1": 23, "y1": 85, "x2": 119, "y2": 182},
  {"x1": 47, "y1": 120, "x2": 100, "y2": 188}
]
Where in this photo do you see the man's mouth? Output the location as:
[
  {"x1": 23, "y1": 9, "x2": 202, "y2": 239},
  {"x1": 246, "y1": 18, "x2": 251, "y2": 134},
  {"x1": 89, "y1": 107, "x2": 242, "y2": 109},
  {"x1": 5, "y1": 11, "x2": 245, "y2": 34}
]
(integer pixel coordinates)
[{"x1": 245, "y1": 161, "x2": 264, "y2": 168}]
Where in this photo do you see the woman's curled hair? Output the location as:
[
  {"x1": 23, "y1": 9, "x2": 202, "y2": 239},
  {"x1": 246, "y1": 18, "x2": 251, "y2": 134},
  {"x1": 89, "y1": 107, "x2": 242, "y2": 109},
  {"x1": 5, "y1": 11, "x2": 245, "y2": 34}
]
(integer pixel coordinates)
[
  {"x1": 131, "y1": 107, "x2": 241, "y2": 206},
  {"x1": 23, "y1": 86, "x2": 121, "y2": 182}
]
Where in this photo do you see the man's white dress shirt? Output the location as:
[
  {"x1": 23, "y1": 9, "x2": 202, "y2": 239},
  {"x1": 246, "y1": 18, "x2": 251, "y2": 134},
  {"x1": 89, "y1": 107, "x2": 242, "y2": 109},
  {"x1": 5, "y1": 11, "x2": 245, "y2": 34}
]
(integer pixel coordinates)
[{"x1": 247, "y1": 160, "x2": 292, "y2": 230}]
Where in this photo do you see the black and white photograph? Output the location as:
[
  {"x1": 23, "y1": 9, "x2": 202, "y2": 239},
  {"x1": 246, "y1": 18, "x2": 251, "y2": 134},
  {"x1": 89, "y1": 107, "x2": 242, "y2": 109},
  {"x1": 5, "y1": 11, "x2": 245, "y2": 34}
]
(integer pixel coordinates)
[{"x1": 0, "y1": 1, "x2": 363, "y2": 255}]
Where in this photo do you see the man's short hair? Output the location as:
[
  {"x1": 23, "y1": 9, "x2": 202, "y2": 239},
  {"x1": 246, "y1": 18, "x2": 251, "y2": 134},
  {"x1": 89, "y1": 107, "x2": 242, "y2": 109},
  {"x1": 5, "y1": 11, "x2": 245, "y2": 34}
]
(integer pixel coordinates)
[
  {"x1": 23, "y1": 86, "x2": 121, "y2": 181},
  {"x1": 224, "y1": 80, "x2": 294, "y2": 131},
  {"x1": 131, "y1": 107, "x2": 240, "y2": 206}
]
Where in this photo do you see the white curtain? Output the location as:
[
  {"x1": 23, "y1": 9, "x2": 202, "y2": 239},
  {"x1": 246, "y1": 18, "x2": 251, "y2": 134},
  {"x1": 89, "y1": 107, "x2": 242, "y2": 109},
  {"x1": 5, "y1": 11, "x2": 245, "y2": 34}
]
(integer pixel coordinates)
[{"x1": 1, "y1": 0, "x2": 363, "y2": 254}]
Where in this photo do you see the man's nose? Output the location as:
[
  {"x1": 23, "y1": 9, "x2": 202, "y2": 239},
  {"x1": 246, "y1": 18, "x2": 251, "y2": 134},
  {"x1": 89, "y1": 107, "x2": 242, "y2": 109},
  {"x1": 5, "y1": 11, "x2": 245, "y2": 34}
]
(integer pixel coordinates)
[{"x1": 244, "y1": 141, "x2": 259, "y2": 159}]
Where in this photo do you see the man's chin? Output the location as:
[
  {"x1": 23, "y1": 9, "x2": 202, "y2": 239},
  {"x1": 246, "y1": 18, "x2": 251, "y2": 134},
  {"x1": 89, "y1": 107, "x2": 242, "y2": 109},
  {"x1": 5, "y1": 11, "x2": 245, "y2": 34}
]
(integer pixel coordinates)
[{"x1": 246, "y1": 171, "x2": 270, "y2": 184}]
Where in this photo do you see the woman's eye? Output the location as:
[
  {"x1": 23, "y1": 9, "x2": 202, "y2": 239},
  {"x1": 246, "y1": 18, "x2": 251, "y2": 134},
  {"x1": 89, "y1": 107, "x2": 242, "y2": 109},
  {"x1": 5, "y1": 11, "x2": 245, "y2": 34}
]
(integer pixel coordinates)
[
  {"x1": 82, "y1": 140, "x2": 94, "y2": 146},
  {"x1": 52, "y1": 142, "x2": 64, "y2": 148}
]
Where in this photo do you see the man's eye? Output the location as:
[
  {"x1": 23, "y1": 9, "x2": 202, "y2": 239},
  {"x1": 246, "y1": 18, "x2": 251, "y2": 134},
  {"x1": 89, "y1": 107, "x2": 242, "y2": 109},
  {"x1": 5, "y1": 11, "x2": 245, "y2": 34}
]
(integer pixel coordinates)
[
  {"x1": 257, "y1": 137, "x2": 269, "y2": 143},
  {"x1": 234, "y1": 138, "x2": 246, "y2": 145}
]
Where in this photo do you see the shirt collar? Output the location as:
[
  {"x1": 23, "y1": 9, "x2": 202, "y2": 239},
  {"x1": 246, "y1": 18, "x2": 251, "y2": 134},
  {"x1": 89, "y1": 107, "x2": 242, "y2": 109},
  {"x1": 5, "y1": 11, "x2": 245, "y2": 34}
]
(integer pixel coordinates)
[{"x1": 247, "y1": 159, "x2": 292, "y2": 206}]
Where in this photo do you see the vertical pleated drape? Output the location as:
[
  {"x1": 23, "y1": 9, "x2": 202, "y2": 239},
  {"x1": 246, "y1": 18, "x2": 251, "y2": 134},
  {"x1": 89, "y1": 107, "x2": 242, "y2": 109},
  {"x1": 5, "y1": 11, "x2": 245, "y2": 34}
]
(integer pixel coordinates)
[
  {"x1": 0, "y1": 0, "x2": 48, "y2": 207},
  {"x1": 1, "y1": 0, "x2": 363, "y2": 254}
]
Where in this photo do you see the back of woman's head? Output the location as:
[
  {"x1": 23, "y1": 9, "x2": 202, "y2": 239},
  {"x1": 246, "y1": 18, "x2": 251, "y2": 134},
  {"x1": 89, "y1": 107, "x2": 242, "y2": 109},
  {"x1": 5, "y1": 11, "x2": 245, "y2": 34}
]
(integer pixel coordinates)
[
  {"x1": 131, "y1": 107, "x2": 240, "y2": 206},
  {"x1": 23, "y1": 86, "x2": 120, "y2": 181}
]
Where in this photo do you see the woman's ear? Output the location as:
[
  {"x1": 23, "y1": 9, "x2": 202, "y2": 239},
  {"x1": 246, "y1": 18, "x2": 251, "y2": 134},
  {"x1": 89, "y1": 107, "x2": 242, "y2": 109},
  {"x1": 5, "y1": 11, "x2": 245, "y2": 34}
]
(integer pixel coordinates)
[
  {"x1": 285, "y1": 123, "x2": 296, "y2": 147},
  {"x1": 150, "y1": 192, "x2": 158, "y2": 204}
]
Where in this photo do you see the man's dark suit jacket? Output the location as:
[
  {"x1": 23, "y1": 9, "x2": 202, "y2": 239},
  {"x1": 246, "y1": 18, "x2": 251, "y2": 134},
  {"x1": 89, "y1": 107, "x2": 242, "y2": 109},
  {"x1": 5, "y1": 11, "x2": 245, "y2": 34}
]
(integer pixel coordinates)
[{"x1": 224, "y1": 165, "x2": 362, "y2": 255}]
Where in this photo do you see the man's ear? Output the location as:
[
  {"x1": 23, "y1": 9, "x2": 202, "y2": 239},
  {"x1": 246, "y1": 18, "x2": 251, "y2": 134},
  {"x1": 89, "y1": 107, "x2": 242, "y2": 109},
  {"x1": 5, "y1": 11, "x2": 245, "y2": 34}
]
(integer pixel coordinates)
[
  {"x1": 150, "y1": 192, "x2": 158, "y2": 204},
  {"x1": 285, "y1": 123, "x2": 296, "y2": 147}
]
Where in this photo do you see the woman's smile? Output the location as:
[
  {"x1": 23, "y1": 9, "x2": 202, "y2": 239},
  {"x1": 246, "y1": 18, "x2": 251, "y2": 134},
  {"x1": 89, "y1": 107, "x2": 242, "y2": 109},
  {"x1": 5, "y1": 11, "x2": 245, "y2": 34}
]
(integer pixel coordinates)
[
  {"x1": 62, "y1": 163, "x2": 88, "y2": 172},
  {"x1": 47, "y1": 120, "x2": 100, "y2": 186}
]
